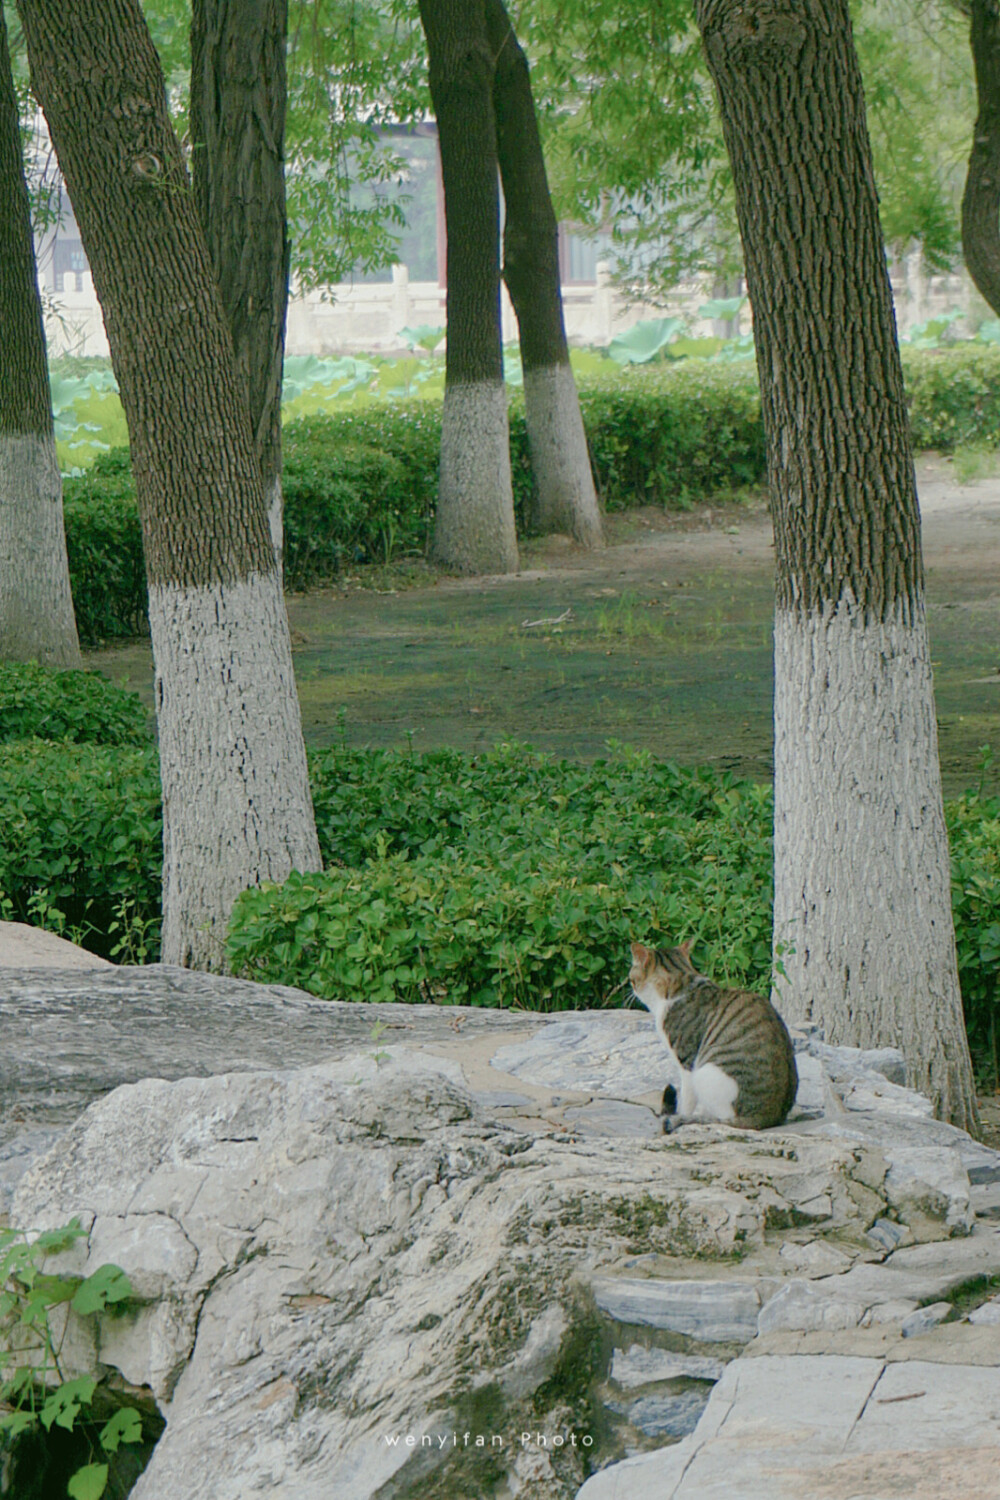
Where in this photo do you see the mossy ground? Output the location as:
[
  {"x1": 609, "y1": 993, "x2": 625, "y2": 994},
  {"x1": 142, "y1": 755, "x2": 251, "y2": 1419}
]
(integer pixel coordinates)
[{"x1": 87, "y1": 471, "x2": 1000, "y2": 798}]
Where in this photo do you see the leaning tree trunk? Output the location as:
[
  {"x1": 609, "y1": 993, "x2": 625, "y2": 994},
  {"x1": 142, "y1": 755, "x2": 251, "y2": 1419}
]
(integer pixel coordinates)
[
  {"x1": 0, "y1": 9, "x2": 79, "y2": 667},
  {"x1": 962, "y1": 0, "x2": 1000, "y2": 314},
  {"x1": 483, "y1": 0, "x2": 602, "y2": 550},
  {"x1": 18, "y1": 0, "x2": 321, "y2": 970},
  {"x1": 190, "y1": 0, "x2": 288, "y2": 577},
  {"x1": 695, "y1": 0, "x2": 979, "y2": 1131},
  {"x1": 418, "y1": 0, "x2": 518, "y2": 575}
]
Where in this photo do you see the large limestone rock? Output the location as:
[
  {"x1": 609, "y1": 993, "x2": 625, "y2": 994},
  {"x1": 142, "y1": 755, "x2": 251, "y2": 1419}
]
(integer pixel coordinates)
[{"x1": 3, "y1": 965, "x2": 1000, "y2": 1498}]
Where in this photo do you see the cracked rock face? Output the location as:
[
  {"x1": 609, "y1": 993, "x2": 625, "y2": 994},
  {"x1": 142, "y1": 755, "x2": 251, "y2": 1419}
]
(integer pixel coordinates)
[
  {"x1": 4, "y1": 967, "x2": 1000, "y2": 1499},
  {"x1": 9, "y1": 1048, "x2": 905, "y2": 1500}
]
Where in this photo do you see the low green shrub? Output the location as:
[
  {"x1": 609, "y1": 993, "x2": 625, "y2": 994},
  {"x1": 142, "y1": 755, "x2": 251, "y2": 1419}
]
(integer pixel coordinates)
[
  {"x1": 0, "y1": 662, "x2": 149, "y2": 746},
  {"x1": 573, "y1": 363, "x2": 767, "y2": 510},
  {"x1": 948, "y1": 788, "x2": 1000, "y2": 1087},
  {"x1": 231, "y1": 746, "x2": 774, "y2": 1007},
  {"x1": 0, "y1": 740, "x2": 162, "y2": 959},
  {"x1": 3, "y1": 724, "x2": 997, "y2": 1063},
  {"x1": 904, "y1": 346, "x2": 1000, "y2": 453},
  {"x1": 282, "y1": 426, "x2": 428, "y2": 583},
  {"x1": 242, "y1": 743, "x2": 1000, "y2": 1060}
]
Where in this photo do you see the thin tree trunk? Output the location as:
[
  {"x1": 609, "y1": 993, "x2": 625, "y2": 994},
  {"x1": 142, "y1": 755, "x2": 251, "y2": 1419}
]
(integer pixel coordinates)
[
  {"x1": 190, "y1": 0, "x2": 288, "y2": 577},
  {"x1": 418, "y1": 0, "x2": 518, "y2": 576},
  {"x1": 0, "y1": 8, "x2": 79, "y2": 667},
  {"x1": 483, "y1": 0, "x2": 602, "y2": 549},
  {"x1": 695, "y1": 0, "x2": 979, "y2": 1132},
  {"x1": 17, "y1": 0, "x2": 321, "y2": 970},
  {"x1": 962, "y1": 0, "x2": 1000, "y2": 314}
]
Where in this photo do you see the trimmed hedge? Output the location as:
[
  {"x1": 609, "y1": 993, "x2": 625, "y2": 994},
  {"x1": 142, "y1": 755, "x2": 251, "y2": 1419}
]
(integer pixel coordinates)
[
  {"x1": 57, "y1": 346, "x2": 1000, "y2": 643},
  {"x1": 63, "y1": 450, "x2": 147, "y2": 645}
]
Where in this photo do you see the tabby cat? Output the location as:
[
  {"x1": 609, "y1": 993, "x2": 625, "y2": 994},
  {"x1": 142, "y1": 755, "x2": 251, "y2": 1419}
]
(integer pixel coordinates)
[{"x1": 629, "y1": 940, "x2": 798, "y2": 1132}]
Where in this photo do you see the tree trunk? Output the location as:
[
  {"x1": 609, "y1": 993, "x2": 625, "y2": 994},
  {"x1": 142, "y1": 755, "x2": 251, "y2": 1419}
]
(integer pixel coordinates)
[
  {"x1": 418, "y1": 0, "x2": 518, "y2": 576},
  {"x1": 695, "y1": 0, "x2": 979, "y2": 1132},
  {"x1": 17, "y1": 0, "x2": 321, "y2": 970},
  {"x1": 962, "y1": 0, "x2": 1000, "y2": 315},
  {"x1": 483, "y1": 0, "x2": 603, "y2": 550},
  {"x1": 190, "y1": 0, "x2": 288, "y2": 577},
  {"x1": 0, "y1": 9, "x2": 80, "y2": 668}
]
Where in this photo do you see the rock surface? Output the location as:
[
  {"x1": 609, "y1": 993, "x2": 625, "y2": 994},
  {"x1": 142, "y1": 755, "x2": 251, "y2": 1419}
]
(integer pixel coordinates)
[
  {"x1": 3, "y1": 963, "x2": 1000, "y2": 1499},
  {"x1": 577, "y1": 1353, "x2": 1000, "y2": 1499},
  {"x1": 0, "y1": 921, "x2": 113, "y2": 969}
]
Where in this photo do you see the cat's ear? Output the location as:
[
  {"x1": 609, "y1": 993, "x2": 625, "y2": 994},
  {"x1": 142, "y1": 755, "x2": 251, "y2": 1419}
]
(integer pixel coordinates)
[
  {"x1": 678, "y1": 941, "x2": 692, "y2": 959},
  {"x1": 630, "y1": 941, "x2": 650, "y2": 963}
]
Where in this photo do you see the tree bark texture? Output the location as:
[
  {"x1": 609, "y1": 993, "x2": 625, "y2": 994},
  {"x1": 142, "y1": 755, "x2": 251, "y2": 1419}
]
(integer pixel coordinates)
[
  {"x1": 190, "y1": 0, "x2": 289, "y2": 572},
  {"x1": 17, "y1": 0, "x2": 321, "y2": 969},
  {"x1": 418, "y1": 0, "x2": 518, "y2": 576},
  {"x1": 0, "y1": 9, "x2": 80, "y2": 667},
  {"x1": 484, "y1": 0, "x2": 602, "y2": 549},
  {"x1": 962, "y1": 0, "x2": 1000, "y2": 315},
  {"x1": 695, "y1": 0, "x2": 978, "y2": 1131}
]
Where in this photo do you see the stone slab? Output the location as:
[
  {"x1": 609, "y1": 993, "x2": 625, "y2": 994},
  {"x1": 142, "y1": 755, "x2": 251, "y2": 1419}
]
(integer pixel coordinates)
[
  {"x1": 577, "y1": 1354, "x2": 1000, "y2": 1499},
  {"x1": 610, "y1": 1346, "x2": 727, "y2": 1388},
  {"x1": 591, "y1": 1277, "x2": 762, "y2": 1343}
]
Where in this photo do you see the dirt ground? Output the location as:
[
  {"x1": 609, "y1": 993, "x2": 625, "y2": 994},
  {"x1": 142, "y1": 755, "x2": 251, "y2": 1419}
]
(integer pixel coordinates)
[{"x1": 92, "y1": 453, "x2": 1000, "y2": 797}]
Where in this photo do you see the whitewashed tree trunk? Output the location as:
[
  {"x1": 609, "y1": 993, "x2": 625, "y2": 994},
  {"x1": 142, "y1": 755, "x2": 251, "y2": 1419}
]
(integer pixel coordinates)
[
  {"x1": 19, "y1": 0, "x2": 321, "y2": 970},
  {"x1": 695, "y1": 0, "x2": 978, "y2": 1129},
  {"x1": 0, "y1": 434, "x2": 80, "y2": 665},
  {"x1": 522, "y1": 365, "x2": 602, "y2": 547},
  {"x1": 772, "y1": 598, "x2": 972, "y2": 1116},
  {"x1": 419, "y1": 0, "x2": 519, "y2": 577},
  {"x1": 152, "y1": 571, "x2": 318, "y2": 968},
  {"x1": 435, "y1": 382, "x2": 517, "y2": 574},
  {"x1": 485, "y1": 0, "x2": 603, "y2": 549},
  {"x1": 0, "y1": 9, "x2": 80, "y2": 667}
]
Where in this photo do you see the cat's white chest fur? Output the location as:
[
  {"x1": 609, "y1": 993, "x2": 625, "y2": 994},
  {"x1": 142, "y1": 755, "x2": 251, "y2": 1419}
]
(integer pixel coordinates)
[{"x1": 633, "y1": 982, "x2": 738, "y2": 1124}]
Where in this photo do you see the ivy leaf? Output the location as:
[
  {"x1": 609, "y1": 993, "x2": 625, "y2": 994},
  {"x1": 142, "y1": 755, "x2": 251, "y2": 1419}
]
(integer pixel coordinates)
[
  {"x1": 99, "y1": 1405, "x2": 143, "y2": 1454},
  {"x1": 67, "y1": 1463, "x2": 109, "y2": 1500},
  {"x1": 71, "y1": 1265, "x2": 132, "y2": 1316},
  {"x1": 32, "y1": 1219, "x2": 89, "y2": 1255},
  {"x1": 0, "y1": 1408, "x2": 37, "y2": 1438},
  {"x1": 30, "y1": 1272, "x2": 84, "y2": 1305},
  {"x1": 39, "y1": 1375, "x2": 97, "y2": 1432}
]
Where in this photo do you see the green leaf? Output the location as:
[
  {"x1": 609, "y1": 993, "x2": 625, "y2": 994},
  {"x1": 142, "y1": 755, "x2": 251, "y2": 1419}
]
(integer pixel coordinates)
[
  {"x1": 608, "y1": 317, "x2": 685, "y2": 365},
  {"x1": 398, "y1": 324, "x2": 445, "y2": 354},
  {"x1": 697, "y1": 296, "x2": 747, "y2": 322},
  {"x1": 0, "y1": 1408, "x2": 38, "y2": 1438},
  {"x1": 40, "y1": 1376, "x2": 97, "y2": 1432},
  {"x1": 99, "y1": 1405, "x2": 143, "y2": 1454},
  {"x1": 67, "y1": 1463, "x2": 109, "y2": 1500},
  {"x1": 32, "y1": 1219, "x2": 89, "y2": 1254},
  {"x1": 71, "y1": 1264, "x2": 132, "y2": 1316},
  {"x1": 30, "y1": 1273, "x2": 84, "y2": 1305}
]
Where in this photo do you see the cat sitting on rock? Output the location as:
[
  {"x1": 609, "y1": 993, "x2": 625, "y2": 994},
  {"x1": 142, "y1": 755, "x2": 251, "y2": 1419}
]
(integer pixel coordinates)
[{"x1": 629, "y1": 940, "x2": 798, "y2": 1132}]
